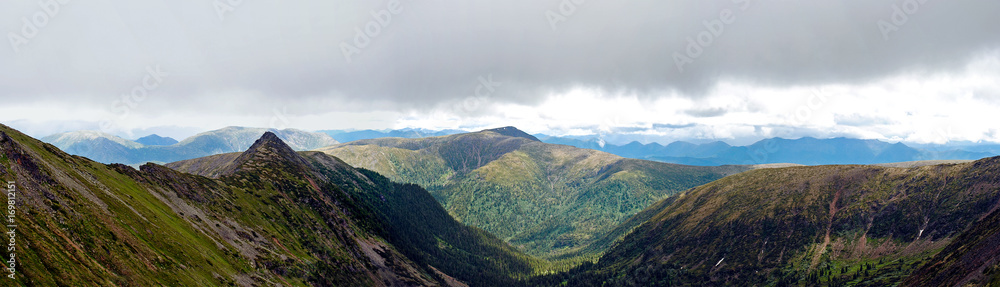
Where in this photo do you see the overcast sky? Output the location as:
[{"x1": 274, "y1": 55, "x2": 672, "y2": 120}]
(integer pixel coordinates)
[{"x1": 2, "y1": 0, "x2": 999, "y2": 144}]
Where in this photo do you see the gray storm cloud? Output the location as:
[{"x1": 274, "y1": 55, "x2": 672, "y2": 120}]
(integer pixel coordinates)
[{"x1": 1, "y1": 0, "x2": 998, "y2": 116}]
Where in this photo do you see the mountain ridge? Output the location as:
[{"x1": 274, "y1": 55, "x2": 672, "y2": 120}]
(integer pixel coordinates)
[
  {"x1": 1, "y1": 123, "x2": 542, "y2": 286},
  {"x1": 539, "y1": 157, "x2": 1000, "y2": 286},
  {"x1": 319, "y1": 128, "x2": 464, "y2": 143},
  {"x1": 319, "y1": 126, "x2": 748, "y2": 259},
  {"x1": 221, "y1": 131, "x2": 314, "y2": 177},
  {"x1": 46, "y1": 125, "x2": 999, "y2": 167},
  {"x1": 484, "y1": 126, "x2": 541, "y2": 142},
  {"x1": 135, "y1": 134, "x2": 178, "y2": 146},
  {"x1": 41, "y1": 127, "x2": 338, "y2": 165},
  {"x1": 537, "y1": 135, "x2": 997, "y2": 166},
  {"x1": 5, "y1": 121, "x2": 1000, "y2": 286}
]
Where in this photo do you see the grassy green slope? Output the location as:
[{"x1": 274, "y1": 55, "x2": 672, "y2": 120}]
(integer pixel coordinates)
[
  {"x1": 169, "y1": 133, "x2": 551, "y2": 286},
  {"x1": 139, "y1": 143, "x2": 437, "y2": 286},
  {"x1": 337, "y1": 166, "x2": 546, "y2": 284},
  {"x1": 318, "y1": 127, "x2": 747, "y2": 259},
  {"x1": 543, "y1": 159, "x2": 1000, "y2": 286},
  {"x1": 0, "y1": 125, "x2": 261, "y2": 286},
  {"x1": 3, "y1": 124, "x2": 502, "y2": 286}
]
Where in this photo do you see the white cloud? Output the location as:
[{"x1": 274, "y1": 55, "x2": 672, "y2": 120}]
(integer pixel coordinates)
[
  {"x1": 1, "y1": 1, "x2": 998, "y2": 145},
  {"x1": 388, "y1": 51, "x2": 1000, "y2": 144}
]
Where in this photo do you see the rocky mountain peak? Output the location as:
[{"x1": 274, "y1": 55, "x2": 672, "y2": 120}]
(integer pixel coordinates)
[{"x1": 221, "y1": 132, "x2": 312, "y2": 176}]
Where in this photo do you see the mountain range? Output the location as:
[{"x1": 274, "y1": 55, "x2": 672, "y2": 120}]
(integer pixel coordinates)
[
  {"x1": 45, "y1": 126, "x2": 1000, "y2": 168},
  {"x1": 318, "y1": 127, "x2": 747, "y2": 259},
  {"x1": 41, "y1": 127, "x2": 338, "y2": 165},
  {"x1": 536, "y1": 135, "x2": 997, "y2": 166},
  {"x1": 319, "y1": 129, "x2": 464, "y2": 144},
  {"x1": 1, "y1": 123, "x2": 543, "y2": 286},
  {"x1": 6, "y1": 122, "x2": 1000, "y2": 286}
]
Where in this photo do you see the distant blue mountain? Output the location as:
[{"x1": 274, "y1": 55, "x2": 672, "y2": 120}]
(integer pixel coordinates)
[
  {"x1": 43, "y1": 125, "x2": 1000, "y2": 167},
  {"x1": 135, "y1": 134, "x2": 178, "y2": 146},
  {"x1": 42, "y1": 127, "x2": 338, "y2": 165},
  {"x1": 319, "y1": 128, "x2": 464, "y2": 143},
  {"x1": 536, "y1": 135, "x2": 997, "y2": 166},
  {"x1": 534, "y1": 136, "x2": 732, "y2": 159}
]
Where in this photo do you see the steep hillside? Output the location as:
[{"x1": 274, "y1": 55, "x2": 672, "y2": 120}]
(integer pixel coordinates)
[
  {"x1": 1, "y1": 123, "x2": 536, "y2": 286},
  {"x1": 318, "y1": 127, "x2": 747, "y2": 259},
  {"x1": 41, "y1": 127, "x2": 338, "y2": 165},
  {"x1": 2, "y1": 125, "x2": 268, "y2": 285},
  {"x1": 902, "y1": 161, "x2": 1000, "y2": 286},
  {"x1": 903, "y1": 204, "x2": 1000, "y2": 286},
  {"x1": 543, "y1": 158, "x2": 1000, "y2": 286}
]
